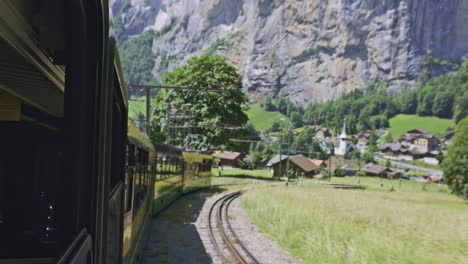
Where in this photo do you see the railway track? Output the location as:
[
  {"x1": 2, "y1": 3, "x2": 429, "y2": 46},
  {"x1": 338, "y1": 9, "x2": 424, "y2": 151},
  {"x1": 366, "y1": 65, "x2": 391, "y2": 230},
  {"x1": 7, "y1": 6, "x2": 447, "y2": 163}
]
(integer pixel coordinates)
[{"x1": 208, "y1": 191, "x2": 260, "y2": 264}]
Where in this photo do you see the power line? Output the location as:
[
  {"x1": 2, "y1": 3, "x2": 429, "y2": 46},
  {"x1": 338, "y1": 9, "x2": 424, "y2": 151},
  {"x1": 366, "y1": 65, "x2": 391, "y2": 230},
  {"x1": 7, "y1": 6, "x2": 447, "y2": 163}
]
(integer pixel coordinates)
[{"x1": 126, "y1": 84, "x2": 224, "y2": 92}]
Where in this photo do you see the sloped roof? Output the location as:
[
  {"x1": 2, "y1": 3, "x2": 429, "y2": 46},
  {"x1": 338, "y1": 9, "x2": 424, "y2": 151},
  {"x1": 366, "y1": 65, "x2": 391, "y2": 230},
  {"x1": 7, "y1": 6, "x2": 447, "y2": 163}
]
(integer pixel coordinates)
[
  {"x1": 309, "y1": 159, "x2": 324, "y2": 167},
  {"x1": 267, "y1": 154, "x2": 289, "y2": 166},
  {"x1": 362, "y1": 163, "x2": 389, "y2": 175},
  {"x1": 380, "y1": 143, "x2": 402, "y2": 152},
  {"x1": 290, "y1": 155, "x2": 319, "y2": 172},
  {"x1": 445, "y1": 130, "x2": 455, "y2": 140},
  {"x1": 213, "y1": 151, "x2": 242, "y2": 160}
]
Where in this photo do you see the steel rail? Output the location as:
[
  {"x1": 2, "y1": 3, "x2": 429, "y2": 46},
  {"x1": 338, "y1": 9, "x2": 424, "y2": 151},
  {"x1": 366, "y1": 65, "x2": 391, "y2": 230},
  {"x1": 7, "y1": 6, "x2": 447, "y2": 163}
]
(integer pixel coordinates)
[{"x1": 208, "y1": 191, "x2": 260, "y2": 264}]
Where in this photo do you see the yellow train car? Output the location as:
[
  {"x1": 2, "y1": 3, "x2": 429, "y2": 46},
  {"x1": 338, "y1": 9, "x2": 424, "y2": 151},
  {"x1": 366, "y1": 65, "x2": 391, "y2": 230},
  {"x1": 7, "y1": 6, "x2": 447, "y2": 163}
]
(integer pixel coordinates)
[
  {"x1": 122, "y1": 121, "x2": 156, "y2": 264},
  {"x1": 152, "y1": 142, "x2": 184, "y2": 214},
  {"x1": 182, "y1": 151, "x2": 213, "y2": 193}
]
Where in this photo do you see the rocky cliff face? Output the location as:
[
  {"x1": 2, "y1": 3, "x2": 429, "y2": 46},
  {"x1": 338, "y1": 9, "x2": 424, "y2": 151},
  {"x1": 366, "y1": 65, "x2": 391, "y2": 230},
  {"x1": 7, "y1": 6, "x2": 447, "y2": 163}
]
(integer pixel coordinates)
[{"x1": 111, "y1": 0, "x2": 468, "y2": 104}]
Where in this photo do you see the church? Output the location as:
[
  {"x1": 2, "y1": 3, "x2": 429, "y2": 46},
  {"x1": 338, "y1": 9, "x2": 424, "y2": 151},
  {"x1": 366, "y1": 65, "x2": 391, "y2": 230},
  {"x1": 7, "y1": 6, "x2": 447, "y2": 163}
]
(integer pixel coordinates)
[{"x1": 335, "y1": 119, "x2": 354, "y2": 156}]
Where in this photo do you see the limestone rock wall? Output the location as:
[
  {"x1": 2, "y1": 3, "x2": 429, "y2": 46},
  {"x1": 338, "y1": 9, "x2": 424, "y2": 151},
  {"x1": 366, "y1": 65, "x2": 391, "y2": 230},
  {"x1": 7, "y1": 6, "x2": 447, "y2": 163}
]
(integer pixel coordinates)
[{"x1": 111, "y1": 0, "x2": 468, "y2": 104}]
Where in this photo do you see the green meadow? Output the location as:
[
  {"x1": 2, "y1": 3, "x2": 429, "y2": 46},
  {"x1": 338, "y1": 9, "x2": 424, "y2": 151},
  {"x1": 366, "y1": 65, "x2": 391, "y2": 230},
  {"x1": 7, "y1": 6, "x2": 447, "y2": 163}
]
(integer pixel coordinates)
[
  {"x1": 245, "y1": 103, "x2": 288, "y2": 132},
  {"x1": 388, "y1": 114, "x2": 455, "y2": 137},
  {"x1": 242, "y1": 177, "x2": 468, "y2": 264}
]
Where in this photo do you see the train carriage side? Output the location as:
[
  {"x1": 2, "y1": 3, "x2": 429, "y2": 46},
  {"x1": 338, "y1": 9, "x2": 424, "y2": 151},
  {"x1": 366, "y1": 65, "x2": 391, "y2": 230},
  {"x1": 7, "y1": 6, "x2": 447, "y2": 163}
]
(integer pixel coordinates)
[
  {"x1": 182, "y1": 152, "x2": 213, "y2": 193},
  {"x1": 0, "y1": 1, "x2": 129, "y2": 263},
  {"x1": 152, "y1": 142, "x2": 184, "y2": 215},
  {"x1": 122, "y1": 121, "x2": 156, "y2": 264}
]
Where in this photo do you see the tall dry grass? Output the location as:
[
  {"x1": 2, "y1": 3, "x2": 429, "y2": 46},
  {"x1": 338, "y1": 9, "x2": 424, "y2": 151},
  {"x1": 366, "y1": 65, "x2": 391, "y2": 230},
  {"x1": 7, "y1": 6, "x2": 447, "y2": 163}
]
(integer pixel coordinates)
[{"x1": 242, "y1": 183, "x2": 468, "y2": 263}]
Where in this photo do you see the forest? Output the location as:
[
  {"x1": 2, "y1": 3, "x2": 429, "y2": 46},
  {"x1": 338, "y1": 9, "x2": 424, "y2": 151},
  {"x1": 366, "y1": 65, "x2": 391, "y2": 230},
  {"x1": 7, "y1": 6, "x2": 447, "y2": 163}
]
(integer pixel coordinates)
[{"x1": 262, "y1": 58, "x2": 468, "y2": 135}]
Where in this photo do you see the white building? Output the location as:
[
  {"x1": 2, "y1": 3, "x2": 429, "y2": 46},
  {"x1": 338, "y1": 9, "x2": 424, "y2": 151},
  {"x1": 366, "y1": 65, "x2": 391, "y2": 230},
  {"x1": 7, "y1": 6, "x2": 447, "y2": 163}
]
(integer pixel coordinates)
[{"x1": 335, "y1": 120, "x2": 353, "y2": 156}]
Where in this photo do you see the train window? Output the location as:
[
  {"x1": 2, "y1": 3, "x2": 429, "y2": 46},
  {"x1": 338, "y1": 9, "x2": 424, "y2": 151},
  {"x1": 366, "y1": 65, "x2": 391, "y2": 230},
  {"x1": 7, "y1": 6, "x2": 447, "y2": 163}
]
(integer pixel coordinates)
[
  {"x1": 128, "y1": 145, "x2": 136, "y2": 167},
  {"x1": 124, "y1": 168, "x2": 133, "y2": 213},
  {"x1": 0, "y1": 121, "x2": 62, "y2": 258}
]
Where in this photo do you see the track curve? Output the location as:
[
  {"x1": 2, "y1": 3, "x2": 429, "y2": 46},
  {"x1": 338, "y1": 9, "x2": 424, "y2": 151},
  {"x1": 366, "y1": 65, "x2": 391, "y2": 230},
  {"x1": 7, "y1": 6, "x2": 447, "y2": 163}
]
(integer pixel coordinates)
[{"x1": 208, "y1": 191, "x2": 260, "y2": 264}]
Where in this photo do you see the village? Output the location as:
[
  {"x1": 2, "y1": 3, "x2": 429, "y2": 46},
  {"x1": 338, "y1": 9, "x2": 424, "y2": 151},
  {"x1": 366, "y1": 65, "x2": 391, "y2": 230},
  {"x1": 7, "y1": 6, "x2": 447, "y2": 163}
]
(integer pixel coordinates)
[{"x1": 213, "y1": 120, "x2": 454, "y2": 184}]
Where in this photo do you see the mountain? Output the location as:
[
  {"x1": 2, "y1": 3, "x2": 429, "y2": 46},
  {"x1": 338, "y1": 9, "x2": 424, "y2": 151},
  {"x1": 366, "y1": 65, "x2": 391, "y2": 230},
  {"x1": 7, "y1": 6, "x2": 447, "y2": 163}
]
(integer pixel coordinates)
[{"x1": 111, "y1": 0, "x2": 468, "y2": 104}]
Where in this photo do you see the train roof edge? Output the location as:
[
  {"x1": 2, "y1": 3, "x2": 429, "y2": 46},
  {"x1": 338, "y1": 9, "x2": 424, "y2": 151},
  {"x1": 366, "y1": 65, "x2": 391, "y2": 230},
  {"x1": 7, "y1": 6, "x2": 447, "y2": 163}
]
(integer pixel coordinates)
[{"x1": 128, "y1": 120, "x2": 154, "y2": 152}]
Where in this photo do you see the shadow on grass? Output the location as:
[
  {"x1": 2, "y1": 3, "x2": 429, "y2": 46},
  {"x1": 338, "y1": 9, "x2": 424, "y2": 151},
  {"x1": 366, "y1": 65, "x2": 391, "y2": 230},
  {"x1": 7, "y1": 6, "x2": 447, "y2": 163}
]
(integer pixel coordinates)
[{"x1": 214, "y1": 174, "x2": 279, "y2": 181}]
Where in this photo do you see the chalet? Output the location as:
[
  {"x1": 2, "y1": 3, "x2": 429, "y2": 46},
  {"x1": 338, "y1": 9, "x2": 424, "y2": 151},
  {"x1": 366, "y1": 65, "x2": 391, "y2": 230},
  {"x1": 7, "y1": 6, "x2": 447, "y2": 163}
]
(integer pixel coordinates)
[
  {"x1": 445, "y1": 131, "x2": 455, "y2": 146},
  {"x1": 310, "y1": 159, "x2": 337, "y2": 174},
  {"x1": 355, "y1": 130, "x2": 372, "y2": 144},
  {"x1": 380, "y1": 143, "x2": 424, "y2": 161},
  {"x1": 308, "y1": 125, "x2": 332, "y2": 139},
  {"x1": 388, "y1": 170, "x2": 402, "y2": 179},
  {"x1": 397, "y1": 129, "x2": 440, "y2": 152},
  {"x1": 268, "y1": 154, "x2": 320, "y2": 178},
  {"x1": 426, "y1": 175, "x2": 444, "y2": 184},
  {"x1": 214, "y1": 151, "x2": 244, "y2": 168},
  {"x1": 361, "y1": 163, "x2": 391, "y2": 177}
]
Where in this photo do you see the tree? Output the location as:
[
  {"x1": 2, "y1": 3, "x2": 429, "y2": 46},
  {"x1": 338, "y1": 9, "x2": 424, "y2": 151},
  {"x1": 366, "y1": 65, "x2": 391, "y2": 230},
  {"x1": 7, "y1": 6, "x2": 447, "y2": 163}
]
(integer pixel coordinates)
[
  {"x1": 385, "y1": 159, "x2": 392, "y2": 168},
  {"x1": 441, "y1": 117, "x2": 468, "y2": 198},
  {"x1": 454, "y1": 91, "x2": 468, "y2": 123},
  {"x1": 262, "y1": 96, "x2": 276, "y2": 111},
  {"x1": 383, "y1": 133, "x2": 394, "y2": 143},
  {"x1": 151, "y1": 56, "x2": 248, "y2": 149},
  {"x1": 270, "y1": 120, "x2": 281, "y2": 132},
  {"x1": 432, "y1": 92, "x2": 454, "y2": 118},
  {"x1": 417, "y1": 93, "x2": 434, "y2": 116},
  {"x1": 362, "y1": 146, "x2": 376, "y2": 163},
  {"x1": 369, "y1": 115, "x2": 389, "y2": 129},
  {"x1": 290, "y1": 111, "x2": 303, "y2": 128},
  {"x1": 368, "y1": 131, "x2": 378, "y2": 147},
  {"x1": 400, "y1": 90, "x2": 417, "y2": 114}
]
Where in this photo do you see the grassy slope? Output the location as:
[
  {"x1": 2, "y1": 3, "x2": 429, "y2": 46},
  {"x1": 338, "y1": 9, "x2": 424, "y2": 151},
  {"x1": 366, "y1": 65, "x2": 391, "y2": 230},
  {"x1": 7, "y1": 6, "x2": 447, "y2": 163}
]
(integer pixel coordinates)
[
  {"x1": 212, "y1": 168, "x2": 272, "y2": 179},
  {"x1": 388, "y1": 114, "x2": 454, "y2": 137},
  {"x1": 245, "y1": 104, "x2": 288, "y2": 132},
  {"x1": 128, "y1": 96, "x2": 146, "y2": 120},
  {"x1": 242, "y1": 178, "x2": 468, "y2": 264}
]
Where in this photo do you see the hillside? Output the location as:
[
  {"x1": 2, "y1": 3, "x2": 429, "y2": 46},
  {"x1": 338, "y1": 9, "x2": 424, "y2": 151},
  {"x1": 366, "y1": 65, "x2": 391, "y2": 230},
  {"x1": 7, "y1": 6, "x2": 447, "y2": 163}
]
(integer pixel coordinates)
[
  {"x1": 388, "y1": 114, "x2": 454, "y2": 137},
  {"x1": 245, "y1": 104, "x2": 288, "y2": 132}
]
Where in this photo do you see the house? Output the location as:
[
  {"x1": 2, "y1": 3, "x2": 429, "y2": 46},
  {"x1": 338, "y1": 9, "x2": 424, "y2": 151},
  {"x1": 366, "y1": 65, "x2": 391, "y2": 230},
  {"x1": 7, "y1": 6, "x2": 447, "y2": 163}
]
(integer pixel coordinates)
[
  {"x1": 355, "y1": 130, "x2": 373, "y2": 144},
  {"x1": 308, "y1": 125, "x2": 332, "y2": 139},
  {"x1": 213, "y1": 151, "x2": 244, "y2": 168},
  {"x1": 397, "y1": 129, "x2": 440, "y2": 152},
  {"x1": 310, "y1": 159, "x2": 337, "y2": 174},
  {"x1": 268, "y1": 154, "x2": 320, "y2": 178},
  {"x1": 342, "y1": 164, "x2": 358, "y2": 176},
  {"x1": 380, "y1": 143, "x2": 423, "y2": 161},
  {"x1": 445, "y1": 131, "x2": 455, "y2": 146},
  {"x1": 361, "y1": 163, "x2": 391, "y2": 177},
  {"x1": 388, "y1": 170, "x2": 402, "y2": 179},
  {"x1": 426, "y1": 174, "x2": 444, "y2": 184}
]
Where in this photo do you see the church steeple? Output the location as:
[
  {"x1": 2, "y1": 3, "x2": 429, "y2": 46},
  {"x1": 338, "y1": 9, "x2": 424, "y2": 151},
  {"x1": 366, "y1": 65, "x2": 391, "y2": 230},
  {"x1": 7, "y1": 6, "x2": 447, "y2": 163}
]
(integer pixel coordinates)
[{"x1": 340, "y1": 118, "x2": 347, "y2": 139}]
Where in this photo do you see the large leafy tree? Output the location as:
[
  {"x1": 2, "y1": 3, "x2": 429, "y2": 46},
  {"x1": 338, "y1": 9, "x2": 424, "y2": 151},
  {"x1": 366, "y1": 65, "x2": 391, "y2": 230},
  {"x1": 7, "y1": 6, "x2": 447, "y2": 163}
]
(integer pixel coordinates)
[
  {"x1": 442, "y1": 117, "x2": 468, "y2": 198},
  {"x1": 151, "y1": 55, "x2": 248, "y2": 149}
]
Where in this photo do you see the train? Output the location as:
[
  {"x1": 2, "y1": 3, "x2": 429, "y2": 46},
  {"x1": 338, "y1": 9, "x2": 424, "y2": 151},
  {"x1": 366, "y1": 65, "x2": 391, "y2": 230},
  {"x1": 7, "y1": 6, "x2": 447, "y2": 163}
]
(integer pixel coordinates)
[
  {"x1": 0, "y1": 1, "x2": 212, "y2": 263},
  {"x1": 123, "y1": 122, "x2": 212, "y2": 264}
]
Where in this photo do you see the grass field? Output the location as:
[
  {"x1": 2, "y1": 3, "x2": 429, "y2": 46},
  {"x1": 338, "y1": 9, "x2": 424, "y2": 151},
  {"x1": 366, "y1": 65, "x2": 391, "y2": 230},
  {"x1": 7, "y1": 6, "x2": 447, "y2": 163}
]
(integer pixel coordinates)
[
  {"x1": 245, "y1": 104, "x2": 288, "y2": 132},
  {"x1": 388, "y1": 114, "x2": 455, "y2": 137},
  {"x1": 242, "y1": 177, "x2": 468, "y2": 263},
  {"x1": 212, "y1": 168, "x2": 273, "y2": 179},
  {"x1": 128, "y1": 96, "x2": 146, "y2": 120}
]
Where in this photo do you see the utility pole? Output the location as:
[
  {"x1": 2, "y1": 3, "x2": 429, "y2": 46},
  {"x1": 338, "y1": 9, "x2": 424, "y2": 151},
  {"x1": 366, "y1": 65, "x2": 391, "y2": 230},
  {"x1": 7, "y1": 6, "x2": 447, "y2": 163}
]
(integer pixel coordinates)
[
  {"x1": 285, "y1": 105, "x2": 291, "y2": 181},
  {"x1": 146, "y1": 87, "x2": 151, "y2": 135},
  {"x1": 165, "y1": 110, "x2": 170, "y2": 144},
  {"x1": 278, "y1": 133, "x2": 283, "y2": 179}
]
